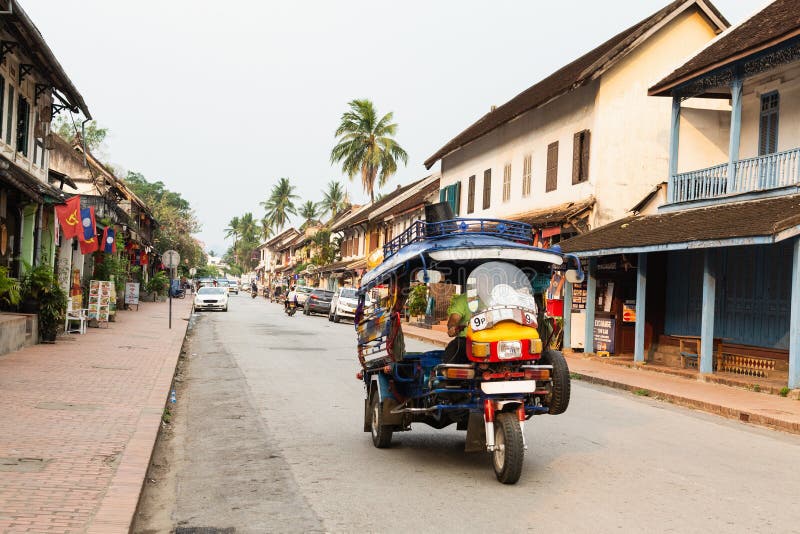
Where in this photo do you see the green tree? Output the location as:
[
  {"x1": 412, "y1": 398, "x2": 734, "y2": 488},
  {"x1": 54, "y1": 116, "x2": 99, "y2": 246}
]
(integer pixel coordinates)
[
  {"x1": 330, "y1": 99, "x2": 408, "y2": 202},
  {"x1": 124, "y1": 171, "x2": 206, "y2": 269},
  {"x1": 261, "y1": 177, "x2": 299, "y2": 232},
  {"x1": 260, "y1": 216, "x2": 274, "y2": 240},
  {"x1": 320, "y1": 180, "x2": 348, "y2": 220},
  {"x1": 53, "y1": 117, "x2": 108, "y2": 152}
]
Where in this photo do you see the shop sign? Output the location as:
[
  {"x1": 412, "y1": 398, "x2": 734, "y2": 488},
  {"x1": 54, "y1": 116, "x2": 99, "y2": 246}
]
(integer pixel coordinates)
[
  {"x1": 594, "y1": 318, "x2": 615, "y2": 353},
  {"x1": 125, "y1": 283, "x2": 140, "y2": 307},
  {"x1": 623, "y1": 300, "x2": 636, "y2": 322}
]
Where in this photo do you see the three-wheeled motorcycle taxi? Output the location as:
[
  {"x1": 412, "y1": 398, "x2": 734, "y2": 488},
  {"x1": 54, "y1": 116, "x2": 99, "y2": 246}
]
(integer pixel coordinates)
[{"x1": 355, "y1": 217, "x2": 584, "y2": 484}]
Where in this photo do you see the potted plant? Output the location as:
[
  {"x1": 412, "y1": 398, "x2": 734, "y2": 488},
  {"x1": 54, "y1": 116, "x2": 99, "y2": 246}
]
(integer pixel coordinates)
[
  {"x1": 407, "y1": 284, "x2": 428, "y2": 322},
  {"x1": 0, "y1": 266, "x2": 21, "y2": 309},
  {"x1": 19, "y1": 264, "x2": 67, "y2": 342},
  {"x1": 147, "y1": 271, "x2": 169, "y2": 301}
]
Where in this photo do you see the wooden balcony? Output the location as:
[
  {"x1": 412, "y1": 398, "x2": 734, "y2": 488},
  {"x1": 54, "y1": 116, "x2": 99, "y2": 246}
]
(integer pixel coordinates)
[{"x1": 671, "y1": 147, "x2": 800, "y2": 203}]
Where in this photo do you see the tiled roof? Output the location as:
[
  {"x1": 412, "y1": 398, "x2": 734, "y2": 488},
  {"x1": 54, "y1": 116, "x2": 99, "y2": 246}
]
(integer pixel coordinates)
[
  {"x1": 650, "y1": 0, "x2": 800, "y2": 95},
  {"x1": 424, "y1": 1, "x2": 727, "y2": 168},
  {"x1": 559, "y1": 194, "x2": 800, "y2": 254},
  {"x1": 507, "y1": 197, "x2": 595, "y2": 228}
]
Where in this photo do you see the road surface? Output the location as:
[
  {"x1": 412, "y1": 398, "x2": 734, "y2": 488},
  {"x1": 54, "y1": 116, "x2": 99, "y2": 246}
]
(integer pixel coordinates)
[{"x1": 134, "y1": 292, "x2": 800, "y2": 533}]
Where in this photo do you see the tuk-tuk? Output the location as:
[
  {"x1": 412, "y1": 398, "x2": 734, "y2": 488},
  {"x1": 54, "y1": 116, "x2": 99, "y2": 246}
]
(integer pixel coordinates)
[{"x1": 355, "y1": 217, "x2": 583, "y2": 484}]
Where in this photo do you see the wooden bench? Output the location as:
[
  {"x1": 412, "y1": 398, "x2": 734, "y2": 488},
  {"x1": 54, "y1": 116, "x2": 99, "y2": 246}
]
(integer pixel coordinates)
[{"x1": 676, "y1": 336, "x2": 720, "y2": 371}]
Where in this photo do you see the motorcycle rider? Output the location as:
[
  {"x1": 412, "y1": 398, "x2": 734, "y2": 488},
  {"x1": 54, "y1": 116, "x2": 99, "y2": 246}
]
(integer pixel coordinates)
[
  {"x1": 251, "y1": 280, "x2": 258, "y2": 298},
  {"x1": 285, "y1": 286, "x2": 297, "y2": 312}
]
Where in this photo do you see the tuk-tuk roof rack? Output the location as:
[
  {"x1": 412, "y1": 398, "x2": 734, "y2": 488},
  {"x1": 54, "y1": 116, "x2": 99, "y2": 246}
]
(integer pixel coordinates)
[{"x1": 383, "y1": 218, "x2": 533, "y2": 260}]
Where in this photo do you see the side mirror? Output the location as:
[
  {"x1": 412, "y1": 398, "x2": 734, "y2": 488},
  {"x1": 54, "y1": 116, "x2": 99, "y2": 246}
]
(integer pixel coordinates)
[
  {"x1": 565, "y1": 268, "x2": 584, "y2": 284},
  {"x1": 415, "y1": 269, "x2": 442, "y2": 284}
]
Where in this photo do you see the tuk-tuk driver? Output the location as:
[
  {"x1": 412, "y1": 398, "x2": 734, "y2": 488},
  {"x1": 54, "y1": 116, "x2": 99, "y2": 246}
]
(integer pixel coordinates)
[{"x1": 445, "y1": 293, "x2": 469, "y2": 363}]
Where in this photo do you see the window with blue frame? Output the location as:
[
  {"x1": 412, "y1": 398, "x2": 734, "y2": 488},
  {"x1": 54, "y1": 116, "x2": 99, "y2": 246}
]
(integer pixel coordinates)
[
  {"x1": 438, "y1": 182, "x2": 461, "y2": 216},
  {"x1": 758, "y1": 91, "x2": 779, "y2": 156}
]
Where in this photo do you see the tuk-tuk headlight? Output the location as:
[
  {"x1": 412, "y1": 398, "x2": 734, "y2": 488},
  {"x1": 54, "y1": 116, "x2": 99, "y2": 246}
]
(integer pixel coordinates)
[
  {"x1": 497, "y1": 341, "x2": 522, "y2": 360},
  {"x1": 471, "y1": 342, "x2": 491, "y2": 358}
]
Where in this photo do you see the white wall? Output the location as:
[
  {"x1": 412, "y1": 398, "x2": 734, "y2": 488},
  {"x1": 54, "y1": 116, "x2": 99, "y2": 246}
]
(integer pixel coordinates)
[
  {"x1": 439, "y1": 7, "x2": 721, "y2": 228},
  {"x1": 740, "y1": 62, "x2": 800, "y2": 160}
]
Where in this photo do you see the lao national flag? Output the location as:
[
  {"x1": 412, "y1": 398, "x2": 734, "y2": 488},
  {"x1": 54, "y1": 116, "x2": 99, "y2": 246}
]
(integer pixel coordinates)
[
  {"x1": 102, "y1": 227, "x2": 116, "y2": 253},
  {"x1": 80, "y1": 207, "x2": 96, "y2": 242},
  {"x1": 78, "y1": 207, "x2": 98, "y2": 254},
  {"x1": 55, "y1": 195, "x2": 81, "y2": 239}
]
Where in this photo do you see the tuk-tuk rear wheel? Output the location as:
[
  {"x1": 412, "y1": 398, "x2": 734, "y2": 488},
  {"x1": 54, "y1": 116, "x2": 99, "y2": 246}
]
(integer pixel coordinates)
[
  {"x1": 492, "y1": 412, "x2": 524, "y2": 484},
  {"x1": 541, "y1": 349, "x2": 570, "y2": 415},
  {"x1": 370, "y1": 392, "x2": 393, "y2": 448}
]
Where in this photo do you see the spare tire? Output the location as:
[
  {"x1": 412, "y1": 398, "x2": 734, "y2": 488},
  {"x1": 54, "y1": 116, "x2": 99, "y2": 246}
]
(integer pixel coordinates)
[{"x1": 540, "y1": 349, "x2": 570, "y2": 415}]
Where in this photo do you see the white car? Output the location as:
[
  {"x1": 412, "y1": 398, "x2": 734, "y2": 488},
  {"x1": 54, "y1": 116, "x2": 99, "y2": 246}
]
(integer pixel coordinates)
[
  {"x1": 329, "y1": 287, "x2": 372, "y2": 322},
  {"x1": 194, "y1": 286, "x2": 229, "y2": 311},
  {"x1": 227, "y1": 280, "x2": 240, "y2": 294},
  {"x1": 294, "y1": 286, "x2": 314, "y2": 306}
]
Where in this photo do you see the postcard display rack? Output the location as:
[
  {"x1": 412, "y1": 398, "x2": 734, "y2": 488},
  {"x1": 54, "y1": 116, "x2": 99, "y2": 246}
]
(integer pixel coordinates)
[{"x1": 88, "y1": 280, "x2": 112, "y2": 327}]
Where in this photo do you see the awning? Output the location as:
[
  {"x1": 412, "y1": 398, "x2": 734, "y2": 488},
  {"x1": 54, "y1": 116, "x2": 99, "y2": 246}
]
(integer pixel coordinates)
[
  {"x1": 0, "y1": 161, "x2": 68, "y2": 204},
  {"x1": 507, "y1": 196, "x2": 595, "y2": 229},
  {"x1": 347, "y1": 258, "x2": 368, "y2": 271},
  {"x1": 560, "y1": 194, "x2": 800, "y2": 257}
]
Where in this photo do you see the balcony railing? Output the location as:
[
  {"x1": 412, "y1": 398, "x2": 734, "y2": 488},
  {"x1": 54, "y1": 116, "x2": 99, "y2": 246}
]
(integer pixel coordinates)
[{"x1": 671, "y1": 147, "x2": 800, "y2": 203}]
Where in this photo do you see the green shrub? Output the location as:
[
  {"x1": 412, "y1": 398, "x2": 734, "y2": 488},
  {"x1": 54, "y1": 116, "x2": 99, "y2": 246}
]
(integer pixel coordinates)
[
  {"x1": 0, "y1": 266, "x2": 20, "y2": 307},
  {"x1": 408, "y1": 284, "x2": 428, "y2": 316},
  {"x1": 147, "y1": 271, "x2": 169, "y2": 296},
  {"x1": 780, "y1": 386, "x2": 790, "y2": 397}
]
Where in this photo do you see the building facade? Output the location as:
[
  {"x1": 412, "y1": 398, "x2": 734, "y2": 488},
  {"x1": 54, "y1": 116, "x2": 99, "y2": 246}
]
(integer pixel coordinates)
[
  {"x1": 561, "y1": 0, "x2": 800, "y2": 388},
  {"x1": 426, "y1": 0, "x2": 728, "y2": 245}
]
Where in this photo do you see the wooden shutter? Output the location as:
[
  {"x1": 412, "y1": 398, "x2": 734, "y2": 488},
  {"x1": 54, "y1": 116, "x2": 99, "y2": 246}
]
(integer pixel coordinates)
[
  {"x1": 546, "y1": 141, "x2": 559, "y2": 192},
  {"x1": 503, "y1": 163, "x2": 511, "y2": 201},
  {"x1": 522, "y1": 155, "x2": 531, "y2": 196},
  {"x1": 453, "y1": 181, "x2": 461, "y2": 216},
  {"x1": 572, "y1": 130, "x2": 590, "y2": 184},
  {"x1": 483, "y1": 169, "x2": 492, "y2": 209},
  {"x1": 467, "y1": 175, "x2": 475, "y2": 214}
]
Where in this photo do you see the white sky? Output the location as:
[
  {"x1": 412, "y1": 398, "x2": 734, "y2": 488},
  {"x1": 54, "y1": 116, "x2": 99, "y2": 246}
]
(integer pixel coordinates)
[{"x1": 24, "y1": 0, "x2": 764, "y2": 254}]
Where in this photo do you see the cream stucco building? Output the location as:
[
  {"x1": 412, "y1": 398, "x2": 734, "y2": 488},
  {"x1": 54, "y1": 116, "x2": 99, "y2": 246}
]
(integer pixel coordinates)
[{"x1": 426, "y1": 0, "x2": 729, "y2": 242}]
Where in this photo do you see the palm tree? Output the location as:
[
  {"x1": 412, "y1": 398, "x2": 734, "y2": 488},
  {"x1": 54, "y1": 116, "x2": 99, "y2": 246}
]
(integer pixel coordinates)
[
  {"x1": 238, "y1": 212, "x2": 258, "y2": 242},
  {"x1": 299, "y1": 201, "x2": 320, "y2": 229},
  {"x1": 224, "y1": 216, "x2": 241, "y2": 242},
  {"x1": 330, "y1": 99, "x2": 408, "y2": 202},
  {"x1": 320, "y1": 180, "x2": 348, "y2": 220},
  {"x1": 260, "y1": 216, "x2": 274, "y2": 240},
  {"x1": 260, "y1": 177, "x2": 299, "y2": 232}
]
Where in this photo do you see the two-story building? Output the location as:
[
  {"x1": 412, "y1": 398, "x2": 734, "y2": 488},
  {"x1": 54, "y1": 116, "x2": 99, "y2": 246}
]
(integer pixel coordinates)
[
  {"x1": 0, "y1": 1, "x2": 90, "y2": 279},
  {"x1": 561, "y1": 0, "x2": 800, "y2": 388},
  {"x1": 327, "y1": 175, "x2": 440, "y2": 289},
  {"x1": 425, "y1": 0, "x2": 728, "y2": 247}
]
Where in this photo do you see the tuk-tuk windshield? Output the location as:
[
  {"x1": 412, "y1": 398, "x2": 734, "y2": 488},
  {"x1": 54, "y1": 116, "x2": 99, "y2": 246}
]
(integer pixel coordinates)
[{"x1": 466, "y1": 261, "x2": 538, "y2": 315}]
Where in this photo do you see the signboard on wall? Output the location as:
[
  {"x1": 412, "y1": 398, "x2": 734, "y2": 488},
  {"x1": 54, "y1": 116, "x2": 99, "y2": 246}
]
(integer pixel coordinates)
[
  {"x1": 594, "y1": 318, "x2": 616, "y2": 353},
  {"x1": 623, "y1": 300, "x2": 636, "y2": 322},
  {"x1": 125, "y1": 283, "x2": 140, "y2": 308}
]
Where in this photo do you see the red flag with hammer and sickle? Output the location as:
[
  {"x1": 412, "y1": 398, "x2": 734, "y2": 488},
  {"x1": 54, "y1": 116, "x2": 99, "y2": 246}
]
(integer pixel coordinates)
[{"x1": 55, "y1": 195, "x2": 81, "y2": 239}]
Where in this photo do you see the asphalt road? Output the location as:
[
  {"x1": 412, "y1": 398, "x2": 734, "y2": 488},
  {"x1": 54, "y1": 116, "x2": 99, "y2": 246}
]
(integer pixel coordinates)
[{"x1": 137, "y1": 292, "x2": 800, "y2": 533}]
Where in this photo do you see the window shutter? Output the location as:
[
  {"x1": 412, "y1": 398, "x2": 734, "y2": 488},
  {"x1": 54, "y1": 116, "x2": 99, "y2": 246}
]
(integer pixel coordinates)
[
  {"x1": 759, "y1": 92, "x2": 779, "y2": 156},
  {"x1": 546, "y1": 142, "x2": 559, "y2": 192},
  {"x1": 483, "y1": 169, "x2": 492, "y2": 210},
  {"x1": 572, "y1": 132, "x2": 582, "y2": 185},
  {"x1": 581, "y1": 130, "x2": 591, "y2": 183},
  {"x1": 454, "y1": 181, "x2": 461, "y2": 216},
  {"x1": 0, "y1": 76, "x2": 5, "y2": 140},
  {"x1": 467, "y1": 175, "x2": 475, "y2": 214},
  {"x1": 439, "y1": 188, "x2": 446, "y2": 203}
]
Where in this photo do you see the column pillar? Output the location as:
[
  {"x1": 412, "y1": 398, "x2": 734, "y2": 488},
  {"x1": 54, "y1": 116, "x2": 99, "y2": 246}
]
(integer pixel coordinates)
[
  {"x1": 563, "y1": 281, "x2": 573, "y2": 350},
  {"x1": 700, "y1": 250, "x2": 716, "y2": 374},
  {"x1": 726, "y1": 73, "x2": 743, "y2": 193},
  {"x1": 668, "y1": 95, "x2": 681, "y2": 202},
  {"x1": 634, "y1": 253, "x2": 648, "y2": 363},
  {"x1": 789, "y1": 237, "x2": 800, "y2": 389},
  {"x1": 584, "y1": 258, "x2": 597, "y2": 354}
]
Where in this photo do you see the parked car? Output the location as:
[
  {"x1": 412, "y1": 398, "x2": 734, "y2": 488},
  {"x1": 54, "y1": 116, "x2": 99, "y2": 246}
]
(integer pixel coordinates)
[
  {"x1": 194, "y1": 286, "x2": 229, "y2": 311},
  {"x1": 304, "y1": 289, "x2": 334, "y2": 316},
  {"x1": 227, "y1": 280, "x2": 239, "y2": 294},
  {"x1": 329, "y1": 287, "x2": 372, "y2": 322},
  {"x1": 294, "y1": 286, "x2": 314, "y2": 306}
]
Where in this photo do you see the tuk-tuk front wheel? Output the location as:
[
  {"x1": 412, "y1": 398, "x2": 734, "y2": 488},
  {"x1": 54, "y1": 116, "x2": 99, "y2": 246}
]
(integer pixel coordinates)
[
  {"x1": 370, "y1": 392, "x2": 393, "y2": 448},
  {"x1": 492, "y1": 412, "x2": 524, "y2": 484},
  {"x1": 541, "y1": 349, "x2": 571, "y2": 415}
]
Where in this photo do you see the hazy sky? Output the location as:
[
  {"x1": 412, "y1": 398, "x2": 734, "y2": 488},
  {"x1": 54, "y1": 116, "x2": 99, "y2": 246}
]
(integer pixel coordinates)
[{"x1": 24, "y1": 0, "x2": 764, "y2": 254}]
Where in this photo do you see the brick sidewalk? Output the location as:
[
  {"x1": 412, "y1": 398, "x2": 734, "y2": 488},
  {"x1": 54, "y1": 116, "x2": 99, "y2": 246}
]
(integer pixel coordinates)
[
  {"x1": 402, "y1": 324, "x2": 800, "y2": 435},
  {"x1": 0, "y1": 298, "x2": 192, "y2": 533}
]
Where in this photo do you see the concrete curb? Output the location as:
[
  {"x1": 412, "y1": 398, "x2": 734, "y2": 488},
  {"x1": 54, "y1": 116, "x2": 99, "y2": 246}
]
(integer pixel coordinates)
[{"x1": 87, "y1": 301, "x2": 192, "y2": 534}]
